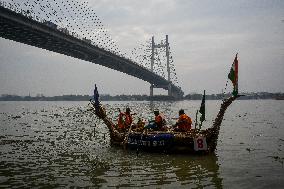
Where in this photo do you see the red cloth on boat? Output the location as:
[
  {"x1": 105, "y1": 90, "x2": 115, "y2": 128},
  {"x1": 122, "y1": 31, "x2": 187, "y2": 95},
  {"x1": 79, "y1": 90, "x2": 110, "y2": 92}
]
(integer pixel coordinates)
[{"x1": 117, "y1": 112, "x2": 133, "y2": 129}]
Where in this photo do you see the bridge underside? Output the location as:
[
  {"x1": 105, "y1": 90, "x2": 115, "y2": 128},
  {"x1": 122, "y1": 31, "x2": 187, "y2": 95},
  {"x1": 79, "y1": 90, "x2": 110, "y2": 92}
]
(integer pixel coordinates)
[{"x1": 0, "y1": 6, "x2": 184, "y2": 98}]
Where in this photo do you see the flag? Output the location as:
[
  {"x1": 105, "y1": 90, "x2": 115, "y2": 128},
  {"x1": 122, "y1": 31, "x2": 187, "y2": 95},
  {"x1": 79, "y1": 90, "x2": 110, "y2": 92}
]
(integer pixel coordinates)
[
  {"x1": 199, "y1": 90, "x2": 205, "y2": 123},
  {"x1": 228, "y1": 53, "x2": 238, "y2": 96},
  {"x1": 93, "y1": 84, "x2": 100, "y2": 109}
]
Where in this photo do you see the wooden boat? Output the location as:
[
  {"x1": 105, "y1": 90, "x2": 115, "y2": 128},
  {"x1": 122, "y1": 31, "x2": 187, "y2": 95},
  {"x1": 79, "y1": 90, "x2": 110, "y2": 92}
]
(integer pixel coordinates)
[
  {"x1": 92, "y1": 54, "x2": 240, "y2": 154},
  {"x1": 92, "y1": 94, "x2": 240, "y2": 154}
]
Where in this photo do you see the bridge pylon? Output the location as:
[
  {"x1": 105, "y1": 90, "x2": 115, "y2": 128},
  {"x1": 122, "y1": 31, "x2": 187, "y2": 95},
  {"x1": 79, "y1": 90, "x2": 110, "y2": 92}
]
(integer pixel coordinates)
[{"x1": 150, "y1": 35, "x2": 175, "y2": 98}]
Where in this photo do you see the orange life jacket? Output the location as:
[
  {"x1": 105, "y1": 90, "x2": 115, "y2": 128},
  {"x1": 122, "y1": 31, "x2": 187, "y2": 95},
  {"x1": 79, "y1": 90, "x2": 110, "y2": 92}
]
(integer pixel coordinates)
[
  {"x1": 117, "y1": 112, "x2": 133, "y2": 129},
  {"x1": 177, "y1": 114, "x2": 192, "y2": 131}
]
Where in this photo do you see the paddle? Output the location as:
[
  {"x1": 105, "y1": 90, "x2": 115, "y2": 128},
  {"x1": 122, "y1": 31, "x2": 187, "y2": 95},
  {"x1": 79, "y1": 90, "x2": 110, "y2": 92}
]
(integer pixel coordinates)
[
  {"x1": 122, "y1": 113, "x2": 137, "y2": 149},
  {"x1": 122, "y1": 123, "x2": 133, "y2": 150}
]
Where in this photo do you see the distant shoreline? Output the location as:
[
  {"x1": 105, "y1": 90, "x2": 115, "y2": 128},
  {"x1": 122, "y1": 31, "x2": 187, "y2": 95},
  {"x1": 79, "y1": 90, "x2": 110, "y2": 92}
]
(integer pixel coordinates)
[{"x1": 0, "y1": 92, "x2": 283, "y2": 101}]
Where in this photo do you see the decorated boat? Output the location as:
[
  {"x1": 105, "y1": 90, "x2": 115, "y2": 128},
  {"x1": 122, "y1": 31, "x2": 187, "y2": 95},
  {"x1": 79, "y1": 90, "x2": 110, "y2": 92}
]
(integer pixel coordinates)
[{"x1": 91, "y1": 54, "x2": 240, "y2": 154}]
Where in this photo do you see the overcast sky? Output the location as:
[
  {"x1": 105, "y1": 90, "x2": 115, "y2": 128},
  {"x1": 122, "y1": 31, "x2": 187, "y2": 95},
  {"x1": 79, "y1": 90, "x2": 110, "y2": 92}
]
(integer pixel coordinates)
[{"x1": 0, "y1": 0, "x2": 283, "y2": 96}]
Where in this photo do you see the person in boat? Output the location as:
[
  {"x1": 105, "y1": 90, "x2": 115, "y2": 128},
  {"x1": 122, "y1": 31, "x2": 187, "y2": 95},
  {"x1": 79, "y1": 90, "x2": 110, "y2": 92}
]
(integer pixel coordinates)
[
  {"x1": 174, "y1": 109, "x2": 192, "y2": 132},
  {"x1": 144, "y1": 110, "x2": 166, "y2": 131},
  {"x1": 117, "y1": 107, "x2": 133, "y2": 131}
]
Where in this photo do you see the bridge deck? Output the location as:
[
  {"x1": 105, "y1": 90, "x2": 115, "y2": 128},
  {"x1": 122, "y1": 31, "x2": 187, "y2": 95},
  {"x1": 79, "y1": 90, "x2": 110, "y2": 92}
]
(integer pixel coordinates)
[{"x1": 0, "y1": 6, "x2": 183, "y2": 97}]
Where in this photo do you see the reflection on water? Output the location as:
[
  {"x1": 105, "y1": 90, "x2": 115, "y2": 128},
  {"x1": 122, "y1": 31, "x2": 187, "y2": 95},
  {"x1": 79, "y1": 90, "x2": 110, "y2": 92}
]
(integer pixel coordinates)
[
  {"x1": 88, "y1": 149, "x2": 222, "y2": 188},
  {"x1": 0, "y1": 100, "x2": 283, "y2": 188}
]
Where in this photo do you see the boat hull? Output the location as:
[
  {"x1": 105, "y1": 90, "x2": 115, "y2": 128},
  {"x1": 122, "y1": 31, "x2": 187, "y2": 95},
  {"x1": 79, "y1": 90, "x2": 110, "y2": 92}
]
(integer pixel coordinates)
[
  {"x1": 127, "y1": 132, "x2": 175, "y2": 153},
  {"x1": 111, "y1": 130, "x2": 212, "y2": 154}
]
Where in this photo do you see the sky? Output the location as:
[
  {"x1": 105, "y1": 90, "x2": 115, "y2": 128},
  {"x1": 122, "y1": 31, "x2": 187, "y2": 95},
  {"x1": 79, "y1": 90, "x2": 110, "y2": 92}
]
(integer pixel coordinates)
[{"x1": 0, "y1": 0, "x2": 283, "y2": 96}]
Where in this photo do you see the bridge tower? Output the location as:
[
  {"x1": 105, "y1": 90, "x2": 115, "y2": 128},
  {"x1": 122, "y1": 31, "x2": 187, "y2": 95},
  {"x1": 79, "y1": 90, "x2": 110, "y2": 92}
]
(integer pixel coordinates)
[{"x1": 150, "y1": 35, "x2": 173, "y2": 97}]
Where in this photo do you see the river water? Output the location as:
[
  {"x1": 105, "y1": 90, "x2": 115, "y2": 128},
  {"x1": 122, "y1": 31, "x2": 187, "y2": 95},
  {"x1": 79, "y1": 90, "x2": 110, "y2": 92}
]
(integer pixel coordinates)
[{"x1": 0, "y1": 100, "x2": 283, "y2": 188}]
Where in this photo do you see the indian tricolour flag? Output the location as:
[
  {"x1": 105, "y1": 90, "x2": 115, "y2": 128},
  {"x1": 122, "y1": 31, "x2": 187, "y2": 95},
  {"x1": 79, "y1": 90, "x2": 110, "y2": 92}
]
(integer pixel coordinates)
[{"x1": 228, "y1": 53, "x2": 238, "y2": 96}]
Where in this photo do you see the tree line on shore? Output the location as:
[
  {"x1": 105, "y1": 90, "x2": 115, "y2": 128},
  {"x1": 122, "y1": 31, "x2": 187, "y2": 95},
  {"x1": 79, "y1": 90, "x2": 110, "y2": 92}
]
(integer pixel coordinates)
[{"x1": 0, "y1": 92, "x2": 283, "y2": 101}]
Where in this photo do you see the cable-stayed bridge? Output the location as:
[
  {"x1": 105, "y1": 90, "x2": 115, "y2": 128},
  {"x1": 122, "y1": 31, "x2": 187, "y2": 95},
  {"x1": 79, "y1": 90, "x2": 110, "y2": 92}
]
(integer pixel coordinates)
[{"x1": 0, "y1": 0, "x2": 184, "y2": 98}]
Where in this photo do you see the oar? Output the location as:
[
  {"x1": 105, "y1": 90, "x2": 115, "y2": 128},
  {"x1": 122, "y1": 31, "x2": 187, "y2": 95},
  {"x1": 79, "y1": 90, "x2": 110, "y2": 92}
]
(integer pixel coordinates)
[
  {"x1": 123, "y1": 124, "x2": 133, "y2": 150},
  {"x1": 122, "y1": 114, "x2": 137, "y2": 149},
  {"x1": 135, "y1": 125, "x2": 147, "y2": 156}
]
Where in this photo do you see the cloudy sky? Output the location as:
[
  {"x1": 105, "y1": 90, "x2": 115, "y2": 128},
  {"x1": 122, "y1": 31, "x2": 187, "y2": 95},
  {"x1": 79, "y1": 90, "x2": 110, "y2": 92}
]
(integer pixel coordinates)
[{"x1": 0, "y1": 0, "x2": 283, "y2": 96}]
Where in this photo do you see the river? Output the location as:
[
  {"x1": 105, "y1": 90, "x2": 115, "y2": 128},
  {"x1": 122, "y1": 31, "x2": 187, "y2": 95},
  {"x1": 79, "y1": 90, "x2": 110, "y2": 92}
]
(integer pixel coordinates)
[{"x1": 0, "y1": 100, "x2": 283, "y2": 188}]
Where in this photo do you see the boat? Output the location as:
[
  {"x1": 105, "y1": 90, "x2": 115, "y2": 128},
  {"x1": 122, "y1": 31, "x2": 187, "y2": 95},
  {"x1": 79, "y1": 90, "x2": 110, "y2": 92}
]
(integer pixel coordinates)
[{"x1": 91, "y1": 54, "x2": 240, "y2": 154}]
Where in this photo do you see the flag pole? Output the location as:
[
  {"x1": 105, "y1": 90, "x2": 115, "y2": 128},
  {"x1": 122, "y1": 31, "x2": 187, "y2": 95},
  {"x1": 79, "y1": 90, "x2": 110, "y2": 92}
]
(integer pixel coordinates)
[
  {"x1": 235, "y1": 53, "x2": 239, "y2": 96},
  {"x1": 195, "y1": 110, "x2": 198, "y2": 129}
]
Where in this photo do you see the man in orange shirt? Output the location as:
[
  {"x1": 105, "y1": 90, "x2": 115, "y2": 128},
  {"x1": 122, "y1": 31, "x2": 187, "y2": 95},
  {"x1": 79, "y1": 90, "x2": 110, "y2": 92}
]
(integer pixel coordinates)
[
  {"x1": 174, "y1": 109, "x2": 192, "y2": 132},
  {"x1": 144, "y1": 110, "x2": 166, "y2": 130}
]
